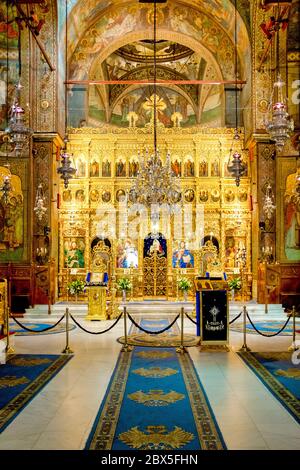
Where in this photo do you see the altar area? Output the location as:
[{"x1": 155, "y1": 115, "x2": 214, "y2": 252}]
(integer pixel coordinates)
[{"x1": 56, "y1": 126, "x2": 252, "y2": 305}]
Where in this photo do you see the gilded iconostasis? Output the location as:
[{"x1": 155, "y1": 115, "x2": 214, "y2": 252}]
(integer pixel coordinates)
[{"x1": 0, "y1": 0, "x2": 298, "y2": 306}]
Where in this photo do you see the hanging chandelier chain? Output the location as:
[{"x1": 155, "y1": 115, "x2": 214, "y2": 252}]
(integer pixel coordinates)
[
  {"x1": 264, "y1": 0, "x2": 294, "y2": 152},
  {"x1": 153, "y1": 0, "x2": 157, "y2": 152},
  {"x1": 64, "y1": 0, "x2": 68, "y2": 139},
  {"x1": 234, "y1": 0, "x2": 238, "y2": 132},
  {"x1": 226, "y1": 0, "x2": 246, "y2": 188},
  {"x1": 56, "y1": 0, "x2": 76, "y2": 188}
]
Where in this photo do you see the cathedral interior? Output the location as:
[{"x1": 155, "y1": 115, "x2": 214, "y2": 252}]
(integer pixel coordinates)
[{"x1": 0, "y1": 0, "x2": 299, "y2": 454}]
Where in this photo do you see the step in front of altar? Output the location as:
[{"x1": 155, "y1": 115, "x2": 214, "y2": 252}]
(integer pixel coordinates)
[{"x1": 24, "y1": 300, "x2": 286, "y2": 320}]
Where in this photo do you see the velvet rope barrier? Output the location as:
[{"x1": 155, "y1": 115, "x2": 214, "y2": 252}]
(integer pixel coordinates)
[
  {"x1": 127, "y1": 313, "x2": 180, "y2": 335},
  {"x1": 10, "y1": 313, "x2": 66, "y2": 333},
  {"x1": 69, "y1": 311, "x2": 123, "y2": 335},
  {"x1": 246, "y1": 312, "x2": 291, "y2": 337}
]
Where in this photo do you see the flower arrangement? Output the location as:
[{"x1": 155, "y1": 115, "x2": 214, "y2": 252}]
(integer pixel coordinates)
[
  {"x1": 116, "y1": 278, "x2": 132, "y2": 291},
  {"x1": 177, "y1": 277, "x2": 192, "y2": 292},
  {"x1": 67, "y1": 279, "x2": 85, "y2": 296},
  {"x1": 228, "y1": 277, "x2": 242, "y2": 291}
]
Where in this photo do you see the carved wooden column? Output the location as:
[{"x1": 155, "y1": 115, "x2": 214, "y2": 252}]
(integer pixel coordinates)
[{"x1": 32, "y1": 134, "x2": 63, "y2": 305}]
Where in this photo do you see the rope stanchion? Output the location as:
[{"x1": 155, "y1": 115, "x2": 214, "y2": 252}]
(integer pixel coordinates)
[
  {"x1": 5, "y1": 306, "x2": 14, "y2": 354},
  {"x1": 184, "y1": 310, "x2": 198, "y2": 326},
  {"x1": 176, "y1": 307, "x2": 187, "y2": 354},
  {"x1": 239, "y1": 305, "x2": 251, "y2": 352},
  {"x1": 288, "y1": 306, "x2": 299, "y2": 352},
  {"x1": 246, "y1": 312, "x2": 291, "y2": 337},
  {"x1": 229, "y1": 311, "x2": 243, "y2": 325},
  {"x1": 62, "y1": 308, "x2": 73, "y2": 354},
  {"x1": 10, "y1": 312, "x2": 66, "y2": 333},
  {"x1": 127, "y1": 313, "x2": 180, "y2": 335},
  {"x1": 70, "y1": 311, "x2": 123, "y2": 335},
  {"x1": 121, "y1": 306, "x2": 133, "y2": 352}
]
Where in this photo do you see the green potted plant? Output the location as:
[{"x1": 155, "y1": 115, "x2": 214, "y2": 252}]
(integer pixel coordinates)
[
  {"x1": 67, "y1": 279, "x2": 86, "y2": 302},
  {"x1": 178, "y1": 277, "x2": 192, "y2": 301},
  {"x1": 228, "y1": 277, "x2": 241, "y2": 301},
  {"x1": 116, "y1": 278, "x2": 132, "y2": 302}
]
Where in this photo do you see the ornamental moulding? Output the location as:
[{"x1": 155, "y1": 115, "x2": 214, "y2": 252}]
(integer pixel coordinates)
[{"x1": 68, "y1": 126, "x2": 244, "y2": 137}]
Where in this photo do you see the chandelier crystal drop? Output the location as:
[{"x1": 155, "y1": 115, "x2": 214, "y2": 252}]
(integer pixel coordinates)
[
  {"x1": 131, "y1": 149, "x2": 181, "y2": 206},
  {"x1": 33, "y1": 184, "x2": 47, "y2": 221},
  {"x1": 263, "y1": 183, "x2": 276, "y2": 219},
  {"x1": 264, "y1": 74, "x2": 294, "y2": 152},
  {"x1": 129, "y1": 0, "x2": 181, "y2": 210},
  {"x1": 6, "y1": 81, "x2": 33, "y2": 157}
]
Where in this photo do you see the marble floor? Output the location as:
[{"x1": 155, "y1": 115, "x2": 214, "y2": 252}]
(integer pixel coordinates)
[{"x1": 0, "y1": 302, "x2": 299, "y2": 450}]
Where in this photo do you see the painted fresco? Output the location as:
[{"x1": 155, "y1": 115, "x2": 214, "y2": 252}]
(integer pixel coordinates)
[
  {"x1": 64, "y1": 238, "x2": 85, "y2": 268},
  {"x1": 224, "y1": 230, "x2": 246, "y2": 269},
  {"x1": 88, "y1": 87, "x2": 197, "y2": 128},
  {"x1": 143, "y1": 234, "x2": 167, "y2": 259},
  {"x1": 116, "y1": 238, "x2": 138, "y2": 268},
  {"x1": 172, "y1": 241, "x2": 194, "y2": 268},
  {"x1": 0, "y1": 166, "x2": 24, "y2": 261},
  {"x1": 284, "y1": 171, "x2": 300, "y2": 262},
  {"x1": 0, "y1": 0, "x2": 18, "y2": 130},
  {"x1": 0, "y1": 2, "x2": 18, "y2": 48}
]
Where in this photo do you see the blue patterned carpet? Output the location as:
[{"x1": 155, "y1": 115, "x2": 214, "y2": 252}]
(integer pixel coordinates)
[
  {"x1": 9, "y1": 322, "x2": 76, "y2": 336},
  {"x1": 86, "y1": 318, "x2": 225, "y2": 450},
  {"x1": 0, "y1": 354, "x2": 72, "y2": 432},
  {"x1": 238, "y1": 352, "x2": 300, "y2": 424},
  {"x1": 230, "y1": 320, "x2": 300, "y2": 336}
]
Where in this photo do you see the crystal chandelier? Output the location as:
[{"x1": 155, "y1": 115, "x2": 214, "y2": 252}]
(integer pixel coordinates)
[
  {"x1": 130, "y1": 1, "x2": 180, "y2": 208},
  {"x1": 265, "y1": 74, "x2": 294, "y2": 152},
  {"x1": 33, "y1": 183, "x2": 47, "y2": 221},
  {"x1": 227, "y1": 0, "x2": 246, "y2": 187},
  {"x1": 263, "y1": 183, "x2": 276, "y2": 219},
  {"x1": 57, "y1": 0, "x2": 76, "y2": 189},
  {"x1": 131, "y1": 148, "x2": 180, "y2": 206}
]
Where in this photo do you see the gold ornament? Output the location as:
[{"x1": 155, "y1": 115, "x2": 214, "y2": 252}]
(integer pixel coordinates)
[
  {"x1": 136, "y1": 350, "x2": 173, "y2": 359},
  {"x1": 8, "y1": 357, "x2": 51, "y2": 367},
  {"x1": 132, "y1": 367, "x2": 178, "y2": 378},
  {"x1": 128, "y1": 389, "x2": 185, "y2": 406},
  {"x1": 0, "y1": 376, "x2": 30, "y2": 389},
  {"x1": 118, "y1": 425, "x2": 194, "y2": 450}
]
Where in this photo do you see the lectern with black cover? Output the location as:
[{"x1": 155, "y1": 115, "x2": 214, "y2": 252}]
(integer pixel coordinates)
[{"x1": 195, "y1": 277, "x2": 229, "y2": 347}]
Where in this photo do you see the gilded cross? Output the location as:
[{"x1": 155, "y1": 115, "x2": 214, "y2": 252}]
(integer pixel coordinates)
[{"x1": 143, "y1": 94, "x2": 166, "y2": 125}]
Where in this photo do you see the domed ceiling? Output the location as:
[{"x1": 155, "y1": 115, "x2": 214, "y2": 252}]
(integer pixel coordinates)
[{"x1": 60, "y1": 0, "x2": 251, "y2": 129}]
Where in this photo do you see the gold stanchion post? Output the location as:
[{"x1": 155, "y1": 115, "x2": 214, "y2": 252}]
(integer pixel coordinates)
[
  {"x1": 48, "y1": 260, "x2": 51, "y2": 315},
  {"x1": 62, "y1": 307, "x2": 74, "y2": 354},
  {"x1": 121, "y1": 306, "x2": 133, "y2": 352},
  {"x1": 176, "y1": 306, "x2": 187, "y2": 354},
  {"x1": 5, "y1": 306, "x2": 14, "y2": 354},
  {"x1": 239, "y1": 305, "x2": 251, "y2": 352},
  {"x1": 288, "y1": 306, "x2": 299, "y2": 352}
]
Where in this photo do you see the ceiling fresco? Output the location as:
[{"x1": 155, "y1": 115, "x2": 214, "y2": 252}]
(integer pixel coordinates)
[{"x1": 62, "y1": 0, "x2": 251, "y2": 129}]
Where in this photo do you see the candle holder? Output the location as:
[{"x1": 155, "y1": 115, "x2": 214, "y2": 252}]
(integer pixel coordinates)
[
  {"x1": 261, "y1": 245, "x2": 274, "y2": 264},
  {"x1": 36, "y1": 246, "x2": 48, "y2": 265}
]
